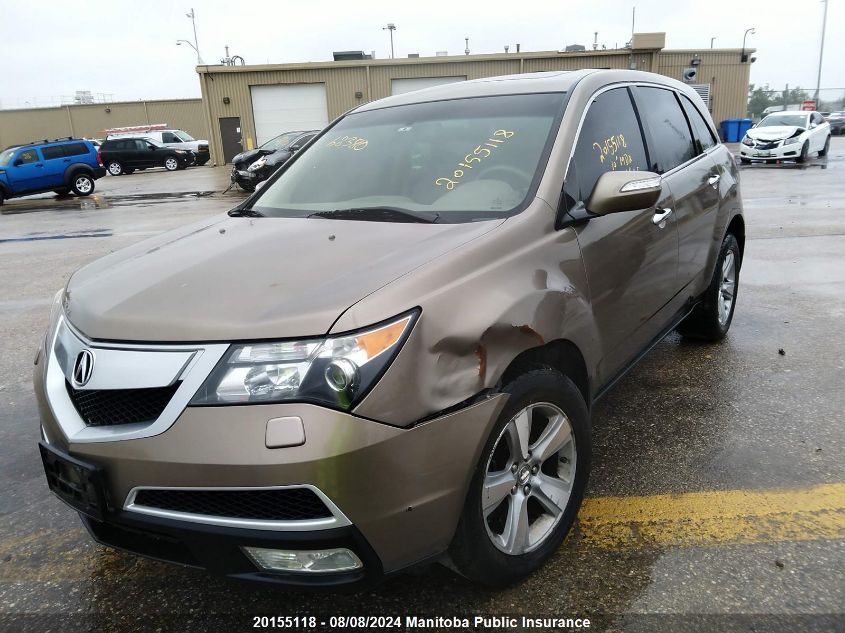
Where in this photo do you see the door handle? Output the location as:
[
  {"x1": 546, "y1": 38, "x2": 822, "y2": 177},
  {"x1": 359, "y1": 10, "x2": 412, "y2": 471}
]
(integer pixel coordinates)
[
  {"x1": 708, "y1": 174, "x2": 720, "y2": 188},
  {"x1": 652, "y1": 208, "x2": 673, "y2": 227}
]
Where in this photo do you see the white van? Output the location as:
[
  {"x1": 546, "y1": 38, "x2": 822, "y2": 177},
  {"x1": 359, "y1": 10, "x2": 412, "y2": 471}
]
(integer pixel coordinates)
[{"x1": 105, "y1": 125, "x2": 210, "y2": 166}]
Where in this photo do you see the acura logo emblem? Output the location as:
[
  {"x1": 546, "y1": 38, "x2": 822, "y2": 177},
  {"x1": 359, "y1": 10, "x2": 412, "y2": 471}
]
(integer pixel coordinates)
[{"x1": 73, "y1": 349, "x2": 95, "y2": 387}]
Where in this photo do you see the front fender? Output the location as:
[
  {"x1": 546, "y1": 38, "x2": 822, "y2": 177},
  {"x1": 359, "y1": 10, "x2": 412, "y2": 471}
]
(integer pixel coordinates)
[{"x1": 339, "y1": 200, "x2": 599, "y2": 427}]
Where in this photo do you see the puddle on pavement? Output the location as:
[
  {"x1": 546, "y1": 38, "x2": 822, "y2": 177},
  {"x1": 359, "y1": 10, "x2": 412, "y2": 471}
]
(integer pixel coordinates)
[
  {"x1": 0, "y1": 228, "x2": 113, "y2": 244},
  {"x1": 1, "y1": 190, "x2": 226, "y2": 215}
]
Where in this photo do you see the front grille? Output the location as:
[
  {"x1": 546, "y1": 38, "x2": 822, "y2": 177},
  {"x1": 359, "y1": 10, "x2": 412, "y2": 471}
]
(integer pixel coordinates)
[
  {"x1": 65, "y1": 381, "x2": 180, "y2": 427},
  {"x1": 132, "y1": 488, "x2": 333, "y2": 521},
  {"x1": 754, "y1": 141, "x2": 779, "y2": 150}
]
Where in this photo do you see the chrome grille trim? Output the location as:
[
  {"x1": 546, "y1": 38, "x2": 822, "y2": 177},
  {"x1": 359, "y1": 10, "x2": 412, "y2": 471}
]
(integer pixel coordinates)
[
  {"x1": 124, "y1": 485, "x2": 352, "y2": 532},
  {"x1": 44, "y1": 315, "x2": 229, "y2": 443}
]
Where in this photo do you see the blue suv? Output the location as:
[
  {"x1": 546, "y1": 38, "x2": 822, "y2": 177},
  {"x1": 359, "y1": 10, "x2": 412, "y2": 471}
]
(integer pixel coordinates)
[{"x1": 0, "y1": 138, "x2": 106, "y2": 205}]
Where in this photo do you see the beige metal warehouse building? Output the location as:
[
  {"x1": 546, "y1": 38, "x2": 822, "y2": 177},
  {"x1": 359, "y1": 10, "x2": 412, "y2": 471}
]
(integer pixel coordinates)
[
  {"x1": 1, "y1": 33, "x2": 753, "y2": 167},
  {"x1": 198, "y1": 33, "x2": 754, "y2": 165},
  {"x1": 0, "y1": 99, "x2": 208, "y2": 150}
]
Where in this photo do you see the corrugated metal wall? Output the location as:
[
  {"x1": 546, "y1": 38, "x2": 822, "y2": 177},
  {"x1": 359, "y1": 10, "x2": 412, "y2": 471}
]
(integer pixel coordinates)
[
  {"x1": 199, "y1": 49, "x2": 752, "y2": 165},
  {"x1": 0, "y1": 99, "x2": 208, "y2": 149},
  {"x1": 656, "y1": 50, "x2": 751, "y2": 124}
]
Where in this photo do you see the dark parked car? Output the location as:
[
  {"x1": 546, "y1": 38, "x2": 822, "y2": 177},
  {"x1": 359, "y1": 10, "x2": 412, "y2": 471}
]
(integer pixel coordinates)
[
  {"x1": 99, "y1": 138, "x2": 193, "y2": 176},
  {"x1": 230, "y1": 130, "x2": 317, "y2": 192},
  {"x1": 827, "y1": 112, "x2": 845, "y2": 135},
  {"x1": 0, "y1": 138, "x2": 105, "y2": 204}
]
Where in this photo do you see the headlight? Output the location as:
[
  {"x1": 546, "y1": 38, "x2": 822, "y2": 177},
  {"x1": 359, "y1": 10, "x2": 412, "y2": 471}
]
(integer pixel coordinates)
[
  {"x1": 247, "y1": 157, "x2": 267, "y2": 172},
  {"x1": 741, "y1": 135, "x2": 754, "y2": 146},
  {"x1": 190, "y1": 311, "x2": 418, "y2": 409},
  {"x1": 782, "y1": 136, "x2": 802, "y2": 146},
  {"x1": 44, "y1": 288, "x2": 66, "y2": 350}
]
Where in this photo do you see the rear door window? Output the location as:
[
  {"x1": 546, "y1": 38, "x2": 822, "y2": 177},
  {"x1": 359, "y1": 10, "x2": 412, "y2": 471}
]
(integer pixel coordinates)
[
  {"x1": 41, "y1": 145, "x2": 65, "y2": 160},
  {"x1": 570, "y1": 87, "x2": 650, "y2": 202},
  {"x1": 636, "y1": 87, "x2": 696, "y2": 172},
  {"x1": 680, "y1": 96, "x2": 717, "y2": 153}
]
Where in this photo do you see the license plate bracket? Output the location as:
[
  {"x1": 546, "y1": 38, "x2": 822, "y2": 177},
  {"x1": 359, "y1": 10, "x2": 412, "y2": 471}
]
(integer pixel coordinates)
[{"x1": 39, "y1": 441, "x2": 107, "y2": 521}]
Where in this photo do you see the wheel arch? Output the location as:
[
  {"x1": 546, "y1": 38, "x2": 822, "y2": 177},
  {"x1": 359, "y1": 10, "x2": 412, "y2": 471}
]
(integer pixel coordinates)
[
  {"x1": 726, "y1": 213, "x2": 745, "y2": 261},
  {"x1": 63, "y1": 164, "x2": 95, "y2": 185},
  {"x1": 499, "y1": 338, "x2": 591, "y2": 408}
]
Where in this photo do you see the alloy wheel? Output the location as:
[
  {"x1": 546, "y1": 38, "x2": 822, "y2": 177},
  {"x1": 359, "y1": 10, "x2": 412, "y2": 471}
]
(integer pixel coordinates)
[
  {"x1": 108, "y1": 163, "x2": 121, "y2": 175},
  {"x1": 165, "y1": 158, "x2": 179, "y2": 171},
  {"x1": 74, "y1": 177, "x2": 92, "y2": 194},
  {"x1": 483, "y1": 402, "x2": 577, "y2": 555},
  {"x1": 718, "y1": 250, "x2": 736, "y2": 326}
]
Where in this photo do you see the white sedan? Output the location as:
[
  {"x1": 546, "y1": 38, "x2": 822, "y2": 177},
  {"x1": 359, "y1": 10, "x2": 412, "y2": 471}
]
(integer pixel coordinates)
[{"x1": 740, "y1": 111, "x2": 831, "y2": 163}]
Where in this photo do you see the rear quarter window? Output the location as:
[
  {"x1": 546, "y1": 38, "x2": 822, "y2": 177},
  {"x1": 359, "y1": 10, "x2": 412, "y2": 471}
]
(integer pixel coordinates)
[
  {"x1": 681, "y1": 96, "x2": 717, "y2": 153},
  {"x1": 63, "y1": 142, "x2": 90, "y2": 157},
  {"x1": 571, "y1": 87, "x2": 650, "y2": 202}
]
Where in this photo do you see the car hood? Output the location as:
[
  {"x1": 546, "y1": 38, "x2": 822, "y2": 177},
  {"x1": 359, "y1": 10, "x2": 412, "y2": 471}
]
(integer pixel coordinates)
[
  {"x1": 65, "y1": 215, "x2": 504, "y2": 342},
  {"x1": 231, "y1": 148, "x2": 268, "y2": 167},
  {"x1": 746, "y1": 126, "x2": 804, "y2": 141}
]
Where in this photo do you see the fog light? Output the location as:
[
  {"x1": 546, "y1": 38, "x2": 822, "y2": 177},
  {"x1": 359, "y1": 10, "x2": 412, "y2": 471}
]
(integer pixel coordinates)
[{"x1": 242, "y1": 546, "x2": 363, "y2": 573}]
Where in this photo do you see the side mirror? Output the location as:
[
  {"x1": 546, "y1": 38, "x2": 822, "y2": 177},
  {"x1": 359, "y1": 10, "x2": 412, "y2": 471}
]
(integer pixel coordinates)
[
  {"x1": 586, "y1": 171, "x2": 662, "y2": 216},
  {"x1": 13, "y1": 159, "x2": 22, "y2": 167}
]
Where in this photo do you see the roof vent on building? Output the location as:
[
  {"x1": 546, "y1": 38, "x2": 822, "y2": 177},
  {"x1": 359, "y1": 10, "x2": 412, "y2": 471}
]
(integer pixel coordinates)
[
  {"x1": 564, "y1": 44, "x2": 586, "y2": 52},
  {"x1": 408, "y1": 53, "x2": 419, "y2": 58},
  {"x1": 332, "y1": 51, "x2": 372, "y2": 61},
  {"x1": 435, "y1": 51, "x2": 448, "y2": 56}
]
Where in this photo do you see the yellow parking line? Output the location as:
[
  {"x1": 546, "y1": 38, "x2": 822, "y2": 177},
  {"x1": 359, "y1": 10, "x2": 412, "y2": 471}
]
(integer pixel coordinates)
[
  {"x1": 578, "y1": 483, "x2": 845, "y2": 549},
  {"x1": 2, "y1": 484, "x2": 845, "y2": 582}
]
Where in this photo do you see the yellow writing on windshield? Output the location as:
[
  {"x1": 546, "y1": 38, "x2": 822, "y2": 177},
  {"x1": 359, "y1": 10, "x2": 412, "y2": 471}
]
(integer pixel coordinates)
[
  {"x1": 435, "y1": 129, "x2": 515, "y2": 190},
  {"x1": 327, "y1": 135, "x2": 369, "y2": 151}
]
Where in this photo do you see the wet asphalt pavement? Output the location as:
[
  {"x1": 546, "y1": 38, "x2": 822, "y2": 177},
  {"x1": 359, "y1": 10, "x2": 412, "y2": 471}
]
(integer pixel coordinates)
[{"x1": 0, "y1": 145, "x2": 844, "y2": 632}]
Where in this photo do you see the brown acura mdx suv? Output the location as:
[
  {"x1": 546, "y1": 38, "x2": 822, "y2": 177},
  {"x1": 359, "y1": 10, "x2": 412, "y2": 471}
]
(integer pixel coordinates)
[{"x1": 35, "y1": 69, "x2": 743, "y2": 587}]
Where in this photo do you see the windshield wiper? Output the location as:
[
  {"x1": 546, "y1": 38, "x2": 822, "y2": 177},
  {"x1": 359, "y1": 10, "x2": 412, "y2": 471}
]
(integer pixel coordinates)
[
  {"x1": 307, "y1": 206, "x2": 440, "y2": 224},
  {"x1": 228, "y1": 207, "x2": 264, "y2": 217}
]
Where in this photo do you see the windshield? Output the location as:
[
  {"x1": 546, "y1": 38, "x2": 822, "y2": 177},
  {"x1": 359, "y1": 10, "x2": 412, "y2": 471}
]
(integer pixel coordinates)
[
  {"x1": 0, "y1": 148, "x2": 16, "y2": 167},
  {"x1": 759, "y1": 114, "x2": 808, "y2": 128},
  {"x1": 260, "y1": 132, "x2": 301, "y2": 152},
  {"x1": 251, "y1": 93, "x2": 565, "y2": 222}
]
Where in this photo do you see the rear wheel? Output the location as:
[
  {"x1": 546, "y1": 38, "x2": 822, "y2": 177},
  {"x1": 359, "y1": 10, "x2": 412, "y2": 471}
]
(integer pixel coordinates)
[
  {"x1": 818, "y1": 135, "x2": 831, "y2": 157},
  {"x1": 677, "y1": 233, "x2": 741, "y2": 341},
  {"x1": 70, "y1": 173, "x2": 95, "y2": 196},
  {"x1": 107, "y1": 161, "x2": 123, "y2": 176},
  {"x1": 797, "y1": 141, "x2": 809, "y2": 163},
  {"x1": 449, "y1": 367, "x2": 590, "y2": 587},
  {"x1": 164, "y1": 156, "x2": 180, "y2": 171}
]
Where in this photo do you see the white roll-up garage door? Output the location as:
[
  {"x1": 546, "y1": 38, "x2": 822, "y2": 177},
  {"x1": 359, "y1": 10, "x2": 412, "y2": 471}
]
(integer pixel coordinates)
[
  {"x1": 250, "y1": 84, "x2": 329, "y2": 146},
  {"x1": 390, "y1": 76, "x2": 466, "y2": 96}
]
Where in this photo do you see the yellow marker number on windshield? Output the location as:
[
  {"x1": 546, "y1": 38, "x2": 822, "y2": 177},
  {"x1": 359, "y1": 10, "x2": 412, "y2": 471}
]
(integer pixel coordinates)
[
  {"x1": 327, "y1": 135, "x2": 369, "y2": 151},
  {"x1": 436, "y1": 129, "x2": 515, "y2": 189}
]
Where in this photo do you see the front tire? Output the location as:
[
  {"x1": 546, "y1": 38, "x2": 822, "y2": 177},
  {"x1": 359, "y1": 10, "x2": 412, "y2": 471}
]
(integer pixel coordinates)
[
  {"x1": 70, "y1": 173, "x2": 95, "y2": 196},
  {"x1": 818, "y1": 135, "x2": 831, "y2": 157},
  {"x1": 449, "y1": 367, "x2": 591, "y2": 587},
  {"x1": 797, "y1": 141, "x2": 809, "y2": 163},
  {"x1": 677, "y1": 233, "x2": 741, "y2": 341},
  {"x1": 237, "y1": 182, "x2": 256, "y2": 193},
  {"x1": 740, "y1": 157, "x2": 751, "y2": 164},
  {"x1": 107, "y1": 161, "x2": 123, "y2": 176},
  {"x1": 164, "y1": 156, "x2": 180, "y2": 171}
]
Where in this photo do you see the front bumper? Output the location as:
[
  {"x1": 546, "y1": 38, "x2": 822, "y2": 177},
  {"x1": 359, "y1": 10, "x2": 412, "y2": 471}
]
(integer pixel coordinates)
[
  {"x1": 739, "y1": 140, "x2": 802, "y2": 160},
  {"x1": 34, "y1": 335, "x2": 505, "y2": 581}
]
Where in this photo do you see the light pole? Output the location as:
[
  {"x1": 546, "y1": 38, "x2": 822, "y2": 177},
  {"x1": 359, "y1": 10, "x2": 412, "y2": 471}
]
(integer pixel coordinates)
[
  {"x1": 185, "y1": 8, "x2": 203, "y2": 64},
  {"x1": 741, "y1": 27, "x2": 755, "y2": 62},
  {"x1": 383, "y1": 23, "x2": 396, "y2": 59},
  {"x1": 176, "y1": 39, "x2": 202, "y2": 64},
  {"x1": 814, "y1": 0, "x2": 828, "y2": 102}
]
